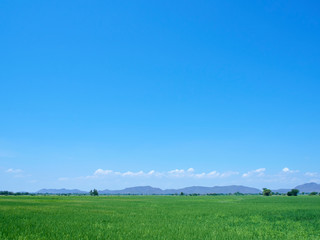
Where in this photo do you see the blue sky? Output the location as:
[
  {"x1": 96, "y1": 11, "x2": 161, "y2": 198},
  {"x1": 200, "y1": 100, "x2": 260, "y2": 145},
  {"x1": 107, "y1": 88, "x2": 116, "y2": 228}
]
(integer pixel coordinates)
[{"x1": 1, "y1": 1, "x2": 320, "y2": 192}]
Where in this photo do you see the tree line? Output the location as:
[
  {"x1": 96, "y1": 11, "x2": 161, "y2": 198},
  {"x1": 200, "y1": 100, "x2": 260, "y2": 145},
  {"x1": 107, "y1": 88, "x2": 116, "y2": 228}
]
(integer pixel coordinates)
[
  {"x1": 261, "y1": 188, "x2": 320, "y2": 196},
  {"x1": 1, "y1": 189, "x2": 320, "y2": 196}
]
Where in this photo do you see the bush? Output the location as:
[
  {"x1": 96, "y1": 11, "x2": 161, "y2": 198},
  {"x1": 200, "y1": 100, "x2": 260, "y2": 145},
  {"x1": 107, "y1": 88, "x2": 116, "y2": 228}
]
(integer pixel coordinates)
[
  {"x1": 90, "y1": 189, "x2": 99, "y2": 196},
  {"x1": 0, "y1": 191, "x2": 14, "y2": 195},
  {"x1": 287, "y1": 189, "x2": 299, "y2": 196},
  {"x1": 234, "y1": 192, "x2": 244, "y2": 196},
  {"x1": 309, "y1": 192, "x2": 318, "y2": 196},
  {"x1": 262, "y1": 188, "x2": 272, "y2": 196}
]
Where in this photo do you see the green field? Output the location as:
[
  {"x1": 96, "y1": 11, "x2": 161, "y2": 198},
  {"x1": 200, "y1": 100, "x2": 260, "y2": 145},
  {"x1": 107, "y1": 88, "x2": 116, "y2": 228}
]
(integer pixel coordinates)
[{"x1": 0, "y1": 195, "x2": 320, "y2": 239}]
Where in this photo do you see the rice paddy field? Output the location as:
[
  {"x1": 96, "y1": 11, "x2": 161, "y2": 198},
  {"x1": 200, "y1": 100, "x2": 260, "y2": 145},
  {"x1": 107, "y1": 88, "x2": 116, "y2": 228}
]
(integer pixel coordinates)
[{"x1": 0, "y1": 195, "x2": 319, "y2": 240}]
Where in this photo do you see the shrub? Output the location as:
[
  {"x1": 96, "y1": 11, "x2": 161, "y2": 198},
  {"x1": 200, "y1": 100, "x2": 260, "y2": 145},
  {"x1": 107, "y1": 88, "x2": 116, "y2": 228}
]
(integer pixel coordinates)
[
  {"x1": 90, "y1": 189, "x2": 99, "y2": 196},
  {"x1": 262, "y1": 188, "x2": 272, "y2": 196},
  {"x1": 309, "y1": 192, "x2": 318, "y2": 196},
  {"x1": 287, "y1": 189, "x2": 299, "y2": 196}
]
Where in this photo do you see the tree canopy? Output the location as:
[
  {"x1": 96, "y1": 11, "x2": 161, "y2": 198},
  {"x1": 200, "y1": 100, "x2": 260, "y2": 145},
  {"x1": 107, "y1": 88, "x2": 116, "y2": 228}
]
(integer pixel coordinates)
[
  {"x1": 90, "y1": 189, "x2": 99, "y2": 196},
  {"x1": 287, "y1": 189, "x2": 299, "y2": 196},
  {"x1": 262, "y1": 188, "x2": 272, "y2": 196}
]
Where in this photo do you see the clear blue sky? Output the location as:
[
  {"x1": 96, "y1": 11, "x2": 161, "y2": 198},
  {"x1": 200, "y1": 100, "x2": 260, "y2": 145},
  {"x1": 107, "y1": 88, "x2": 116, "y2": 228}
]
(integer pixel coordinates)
[{"x1": 1, "y1": 1, "x2": 320, "y2": 191}]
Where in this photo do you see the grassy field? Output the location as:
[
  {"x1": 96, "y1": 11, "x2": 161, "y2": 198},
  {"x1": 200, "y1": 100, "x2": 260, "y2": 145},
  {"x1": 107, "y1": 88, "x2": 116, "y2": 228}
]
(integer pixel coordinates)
[{"x1": 0, "y1": 195, "x2": 319, "y2": 240}]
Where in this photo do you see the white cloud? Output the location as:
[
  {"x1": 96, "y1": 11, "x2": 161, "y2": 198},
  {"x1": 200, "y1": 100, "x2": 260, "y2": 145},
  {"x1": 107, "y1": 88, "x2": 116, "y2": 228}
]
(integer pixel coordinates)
[
  {"x1": 168, "y1": 169, "x2": 185, "y2": 175},
  {"x1": 282, "y1": 167, "x2": 290, "y2": 173},
  {"x1": 5, "y1": 168, "x2": 31, "y2": 179},
  {"x1": 282, "y1": 167, "x2": 299, "y2": 173},
  {"x1": 207, "y1": 171, "x2": 220, "y2": 177},
  {"x1": 305, "y1": 172, "x2": 318, "y2": 177},
  {"x1": 62, "y1": 167, "x2": 320, "y2": 190},
  {"x1": 122, "y1": 171, "x2": 144, "y2": 176},
  {"x1": 194, "y1": 173, "x2": 206, "y2": 178},
  {"x1": 242, "y1": 168, "x2": 266, "y2": 178},
  {"x1": 94, "y1": 169, "x2": 113, "y2": 175},
  {"x1": 82, "y1": 168, "x2": 239, "y2": 180},
  {"x1": 220, "y1": 171, "x2": 239, "y2": 178},
  {"x1": 6, "y1": 168, "x2": 23, "y2": 174}
]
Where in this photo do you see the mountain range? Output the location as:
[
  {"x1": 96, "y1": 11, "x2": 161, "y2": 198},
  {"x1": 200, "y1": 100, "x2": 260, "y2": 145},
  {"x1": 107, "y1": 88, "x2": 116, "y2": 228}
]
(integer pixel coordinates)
[
  {"x1": 271, "y1": 182, "x2": 320, "y2": 194},
  {"x1": 36, "y1": 182, "x2": 320, "y2": 195},
  {"x1": 37, "y1": 188, "x2": 87, "y2": 194},
  {"x1": 98, "y1": 185, "x2": 261, "y2": 195}
]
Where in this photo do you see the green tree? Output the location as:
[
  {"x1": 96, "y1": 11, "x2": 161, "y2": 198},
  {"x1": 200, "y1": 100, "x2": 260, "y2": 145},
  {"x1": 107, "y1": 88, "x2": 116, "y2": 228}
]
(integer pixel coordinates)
[
  {"x1": 90, "y1": 189, "x2": 99, "y2": 196},
  {"x1": 234, "y1": 192, "x2": 243, "y2": 196},
  {"x1": 309, "y1": 192, "x2": 318, "y2": 196},
  {"x1": 262, "y1": 188, "x2": 272, "y2": 196},
  {"x1": 287, "y1": 189, "x2": 299, "y2": 196}
]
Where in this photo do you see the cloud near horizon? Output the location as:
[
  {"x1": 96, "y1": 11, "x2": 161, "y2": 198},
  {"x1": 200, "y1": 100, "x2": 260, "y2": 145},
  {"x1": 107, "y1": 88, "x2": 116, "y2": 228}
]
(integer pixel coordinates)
[
  {"x1": 242, "y1": 168, "x2": 266, "y2": 178},
  {"x1": 305, "y1": 172, "x2": 319, "y2": 177},
  {"x1": 6, "y1": 168, "x2": 23, "y2": 174},
  {"x1": 53, "y1": 167, "x2": 320, "y2": 189},
  {"x1": 4, "y1": 168, "x2": 32, "y2": 179},
  {"x1": 86, "y1": 168, "x2": 239, "y2": 179},
  {"x1": 282, "y1": 167, "x2": 299, "y2": 173}
]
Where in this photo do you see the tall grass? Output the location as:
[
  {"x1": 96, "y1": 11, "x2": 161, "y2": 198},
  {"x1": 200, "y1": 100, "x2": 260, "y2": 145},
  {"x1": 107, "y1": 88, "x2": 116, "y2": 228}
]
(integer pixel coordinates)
[{"x1": 0, "y1": 195, "x2": 319, "y2": 239}]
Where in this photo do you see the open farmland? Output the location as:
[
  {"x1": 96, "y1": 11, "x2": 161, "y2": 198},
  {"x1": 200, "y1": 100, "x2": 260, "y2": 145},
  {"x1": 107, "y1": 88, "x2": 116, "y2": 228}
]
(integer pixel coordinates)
[{"x1": 0, "y1": 195, "x2": 319, "y2": 240}]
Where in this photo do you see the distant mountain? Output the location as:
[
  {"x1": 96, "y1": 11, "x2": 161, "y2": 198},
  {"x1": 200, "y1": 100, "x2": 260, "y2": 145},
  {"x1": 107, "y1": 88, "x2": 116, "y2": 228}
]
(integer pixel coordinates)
[
  {"x1": 36, "y1": 183, "x2": 320, "y2": 195},
  {"x1": 272, "y1": 182, "x2": 320, "y2": 194},
  {"x1": 99, "y1": 186, "x2": 163, "y2": 195},
  {"x1": 294, "y1": 182, "x2": 320, "y2": 193},
  {"x1": 37, "y1": 188, "x2": 87, "y2": 194},
  {"x1": 99, "y1": 185, "x2": 261, "y2": 195},
  {"x1": 165, "y1": 185, "x2": 261, "y2": 194}
]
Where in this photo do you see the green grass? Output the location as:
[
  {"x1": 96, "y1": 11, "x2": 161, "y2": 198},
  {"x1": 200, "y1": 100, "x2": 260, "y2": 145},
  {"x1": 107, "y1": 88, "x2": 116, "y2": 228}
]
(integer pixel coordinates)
[{"x1": 0, "y1": 195, "x2": 320, "y2": 239}]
